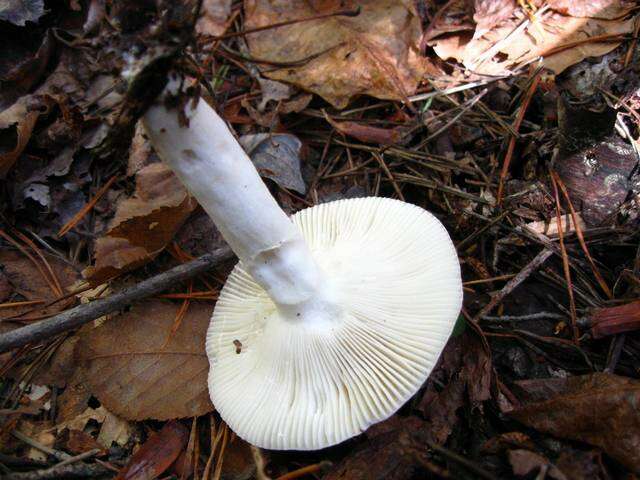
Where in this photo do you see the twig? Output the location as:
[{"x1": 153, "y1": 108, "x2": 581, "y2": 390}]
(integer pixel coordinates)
[
  {"x1": 0, "y1": 248, "x2": 233, "y2": 353},
  {"x1": 474, "y1": 249, "x2": 553, "y2": 322},
  {"x1": 426, "y1": 441, "x2": 497, "y2": 480},
  {"x1": 1, "y1": 463, "x2": 110, "y2": 480},
  {"x1": 497, "y1": 69, "x2": 542, "y2": 204},
  {"x1": 11, "y1": 431, "x2": 71, "y2": 461}
]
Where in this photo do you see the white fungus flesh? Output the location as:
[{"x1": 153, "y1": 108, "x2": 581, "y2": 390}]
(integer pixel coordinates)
[{"x1": 208, "y1": 197, "x2": 462, "y2": 450}]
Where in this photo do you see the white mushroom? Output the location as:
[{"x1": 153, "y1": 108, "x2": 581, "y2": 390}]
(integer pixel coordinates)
[{"x1": 143, "y1": 82, "x2": 462, "y2": 451}]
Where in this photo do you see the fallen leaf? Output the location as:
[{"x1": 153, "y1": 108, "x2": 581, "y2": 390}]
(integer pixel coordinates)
[
  {"x1": 0, "y1": 249, "x2": 79, "y2": 319},
  {"x1": 0, "y1": 0, "x2": 45, "y2": 26},
  {"x1": 325, "y1": 416, "x2": 432, "y2": 480},
  {"x1": 0, "y1": 97, "x2": 40, "y2": 177},
  {"x1": 508, "y1": 449, "x2": 567, "y2": 480},
  {"x1": 245, "y1": 0, "x2": 428, "y2": 108},
  {"x1": 419, "y1": 328, "x2": 492, "y2": 444},
  {"x1": 239, "y1": 133, "x2": 306, "y2": 194},
  {"x1": 546, "y1": 0, "x2": 636, "y2": 19},
  {"x1": 76, "y1": 300, "x2": 213, "y2": 420},
  {"x1": 83, "y1": 163, "x2": 198, "y2": 285},
  {"x1": 481, "y1": 432, "x2": 537, "y2": 454},
  {"x1": 0, "y1": 31, "x2": 53, "y2": 109},
  {"x1": 97, "y1": 409, "x2": 133, "y2": 448},
  {"x1": 324, "y1": 113, "x2": 408, "y2": 145},
  {"x1": 473, "y1": 0, "x2": 516, "y2": 37},
  {"x1": 59, "y1": 429, "x2": 105, "y2": 455},
  {"x1": 430, "y1": 5, "x2": 637, "y2": 75},
  {"x1": 115, "y1": 420, "x2": 189, "y2": 480},
  {"x1": 197, "y1": 0, "x2": 232, "y2": 36},
  {"x1": 510, "y1": 373, "x2": 640, "y2": 473}
]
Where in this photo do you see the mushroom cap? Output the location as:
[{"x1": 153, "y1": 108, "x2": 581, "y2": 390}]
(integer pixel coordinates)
[{"x1": 206, "y1": 197, "x2": 462, "y2": 450}]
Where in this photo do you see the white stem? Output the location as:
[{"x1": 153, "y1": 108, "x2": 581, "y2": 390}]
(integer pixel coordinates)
[{"x1": 142, "y1": 87, "x2": 326, "y2": 307}]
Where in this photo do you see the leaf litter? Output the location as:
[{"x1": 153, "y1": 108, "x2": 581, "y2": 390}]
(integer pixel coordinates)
[{"x1": 0, "y1": 0, "x2": 639, "y2": 478}]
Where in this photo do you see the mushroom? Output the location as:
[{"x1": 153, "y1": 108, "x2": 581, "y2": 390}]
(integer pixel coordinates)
[{"x1": 143, "y1": 82, "x2": 463, "y2": 450}]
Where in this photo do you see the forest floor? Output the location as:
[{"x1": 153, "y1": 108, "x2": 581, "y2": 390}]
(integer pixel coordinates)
[{"x1": 1, "y1": 1, "x2": 640, "y2": 479}]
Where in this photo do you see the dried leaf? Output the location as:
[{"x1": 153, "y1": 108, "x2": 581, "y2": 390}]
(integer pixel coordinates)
[
  {"x1": 59, "y1": 429, "x2": 105, "y2": 455},
  {"x1": 239, "y1": 133, "x2": 306, "y2": 194},
  {"x1": 115, "y1": 420, "x2": 189, "y2": 480},
  {"x1": 473, "y1": 0, "x2": 516, "y2": 36},
  {"x1": 546, "y1": 0, "x2": 636, "y2": 19},
  {"x1": 587, "y1": 301, "x2": 640, "y2": 339},
  {"x1": 84, "y1": 163, "x2": 198, "y2": 285},
  {"x1": 0, "y1": 97, "x2": 40, "y2": 177},
  {"x1": 0, "y1": 0, "x2": 45, "y2": 26},
  {"x1": 431, "y1": 7, "x2": 637, "y2": 75},
  {"x1": 508, "y1": 449, "x2": 567, "y2": 480},
  {"x1": 419, "y1": 329, "x2": 491, "y2": 444},
  {"x1": 196, "y1": 0, "x2": 232, "y2": 36},
  {"x1": 0, "y1": 249, "x2": 79, "y2": 319},
  {"x1": 0, "y1": 31, "x2": 53, "y2": 109},
  {"x1": 245, "y1": 0, "x2": 428, "y2": 108},
  {"x1": 77, "y1": 300, "x2": 213, "y2": 420},
  {"x1": 511, "y1": 373, "x2": 640, "y2": 473},
  {"x1": 324, "y1": 114, "x2": 407, "y2": 145}
]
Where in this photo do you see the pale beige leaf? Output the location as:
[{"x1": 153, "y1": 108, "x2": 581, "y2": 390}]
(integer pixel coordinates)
[{"x1": 76, "y1": 300, "x2": 213, "y2": 420}]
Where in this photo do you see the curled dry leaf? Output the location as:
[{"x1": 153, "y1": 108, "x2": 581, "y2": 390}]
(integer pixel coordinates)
[
  {"x1": 324, "y1": 113, "x2": 408, "y2": 145},
  {"x1": 76, "y1": 300, "x2": 213, "y2": 421},
  {"x1": 245, "y1": 0, "x2": 429, "y2": 108},
  {"x1": 508, "y1": 449, "x2": 567, "y2": 480},
  {"x1": 430, "y1": 4, "x2": 637, "y2": 75},
  {"x1": 239, "y1": 133, "x2": 306, "y2": 194},
  {"x1": 84, "y1": 163, "x2": 198, "y2": 285},
  {"x1": 510, "y1": 373, "x2": 640, "y2": 473},
  {"x1": 115, "y1": 420, "x2": 189, "y2": 480},
  {"x1": 0, "y1": 97, "x2": 41, "y2": 177}
]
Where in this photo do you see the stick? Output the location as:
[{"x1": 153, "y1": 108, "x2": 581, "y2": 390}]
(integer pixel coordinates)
[
  {"x1": 474, "y1": 248, "x2": 553, "y2": 322},
  {"x1": 0, "y1": 248, "x2": 233, "y2": 353}
]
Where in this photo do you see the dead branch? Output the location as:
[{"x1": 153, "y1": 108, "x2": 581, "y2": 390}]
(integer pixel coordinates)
[{"x1": 0, "y1": 248, "x2": 233, "y2": 354}]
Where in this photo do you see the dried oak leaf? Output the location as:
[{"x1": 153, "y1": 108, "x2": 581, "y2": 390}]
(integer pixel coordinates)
[
  {"x1": 245, "y1": 0, "x2": 429, "y2": 108},
  {"x1": 510, "y1": 373, "x2": 640, "y2": 473},
  {"x1": 431, "y1": 7, "x2": 637, "y2": 75},
  {"x1": 0, "y1": 0, "x2": 45, "y2": 26},
  {"x1": 84, "y1": 163, "x2": 198, "y2": 285},
  {"x1": 76, "y1": 300, "x2": 213, "y2": 420}
]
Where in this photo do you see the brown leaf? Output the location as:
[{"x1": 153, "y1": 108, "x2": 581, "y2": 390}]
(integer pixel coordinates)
[
  {"x1": 84, "y1": 163, "x2": 198, "y2": 285},
  {"x1": 0, "y1": 97, "x2": 40, "y2": 177},
  {"x1": 587, "y1": 301, "x2": 640, "y2": 339},
  {"x1": 431, "y1": 7, "x2": 637, "y2": 75},
  {"x1": 508, "y1": 449, "x2": 567, "y2": 480},
  {"x1": 324, "y1": 113, "x2": 407, "y2": 145},
  {"x1": 58, "y1": 429, "x2": 106, "y2": 455},
  {"x1": 245, "y1": 0, "x2": 429, "y2": 108},
  {"x1": 325, "y1": 417, "x2": 433, "y2": 480},
  {"x1": 77, "y1": 300, "x2": 213, "y2": 420},
  {"x1": 418, "y1": 328, "x2": 492, "y2": 444},
  {"x1": 510, "y1": 373, "x2": 640, "y2": 473},
  {"x1": 115, "y1": 420, "x2": 189, "y2": 480},
  {"x1": 0, "y1": 249, "x2": 79, "y2": 319},
  {"x1": 196, "y1": 0, "x2": 232, "y2": 36}
]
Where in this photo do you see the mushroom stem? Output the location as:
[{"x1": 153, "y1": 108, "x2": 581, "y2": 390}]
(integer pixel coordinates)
[{"x1": 143, "y1": 87, "x2": 329, "y2": 309}]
